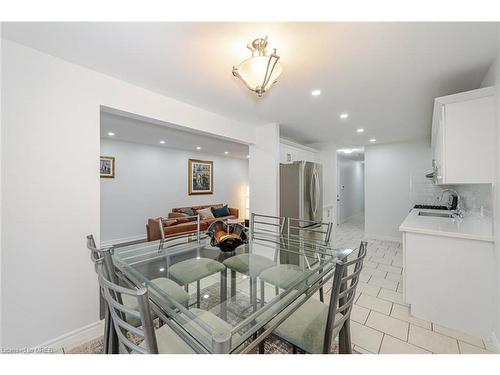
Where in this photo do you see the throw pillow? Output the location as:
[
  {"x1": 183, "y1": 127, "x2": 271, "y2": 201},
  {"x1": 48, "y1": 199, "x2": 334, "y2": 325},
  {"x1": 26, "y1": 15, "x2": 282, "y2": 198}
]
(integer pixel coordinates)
[
  {"x1": 212, "y1": 205, "x2": 231, "y2": 218},
  {"x1": 181, "y1": 208, "x2": 195, "y2": 217},
  {"x1": 197, "y1": 207, "x2": 215, "y2": 219},
  {"x1": 162, "y1": 219, "x2": 178, "y2": 227}
]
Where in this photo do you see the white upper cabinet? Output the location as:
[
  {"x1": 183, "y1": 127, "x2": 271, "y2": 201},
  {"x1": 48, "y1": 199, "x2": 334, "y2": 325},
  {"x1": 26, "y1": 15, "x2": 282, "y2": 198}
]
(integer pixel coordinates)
[
  {"x1": 280, "y1": 139, "x2": 319, "y2": 164},
  {"x1": 431, "y1": 87, "x2": 495, "y2": 184}
]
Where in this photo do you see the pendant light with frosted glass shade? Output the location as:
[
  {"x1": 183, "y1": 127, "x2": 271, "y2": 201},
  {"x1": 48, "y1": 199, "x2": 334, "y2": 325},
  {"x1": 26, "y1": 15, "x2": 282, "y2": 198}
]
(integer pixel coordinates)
[{"x1": 232, "y1": 36, "x2": 282, "y2": 97}]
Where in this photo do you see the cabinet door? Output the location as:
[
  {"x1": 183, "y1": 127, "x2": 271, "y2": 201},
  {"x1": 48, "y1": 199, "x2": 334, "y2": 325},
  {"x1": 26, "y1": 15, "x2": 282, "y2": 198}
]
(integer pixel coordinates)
[{"x1": 443, "y1": 96, "x2": 495, "y2": 184}]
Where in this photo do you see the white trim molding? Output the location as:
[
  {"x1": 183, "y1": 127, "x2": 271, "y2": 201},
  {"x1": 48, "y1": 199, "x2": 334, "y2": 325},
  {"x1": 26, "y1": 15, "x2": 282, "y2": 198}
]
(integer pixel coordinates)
[
  {"x1": 364, "y1": 233, "x2": 403, "y2": 243},
  {"x1": 37, "y1": 320, "x2": 104, "y2": 351}
]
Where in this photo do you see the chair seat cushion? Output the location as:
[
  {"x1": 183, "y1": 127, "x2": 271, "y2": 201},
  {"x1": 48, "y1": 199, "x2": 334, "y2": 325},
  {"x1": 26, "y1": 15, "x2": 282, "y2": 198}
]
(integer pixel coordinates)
[
  {"x1": 140, "y1": 324, "x2": 195, "y2": 354},
  {"x1": 169, "y1": 258, "x2": 225, "y2": 284},
  {"x1": 259, "y1": 264, "x2": 307, "y2": 289},
  {"x1": 273, "y1": 298, "x2": 343, "y2": 354},
  {"x1": 223, "y1": 253, "x2": 275, "y2": 277},
  {"x1": 121, "y1": 277, "x2": 189, "y2": 326}
]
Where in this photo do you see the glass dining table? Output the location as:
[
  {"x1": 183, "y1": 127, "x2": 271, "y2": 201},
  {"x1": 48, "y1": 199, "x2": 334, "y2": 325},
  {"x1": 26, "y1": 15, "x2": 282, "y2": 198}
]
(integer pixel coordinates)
[{"x1": 110, "y1": 227, "x2": 353, "y2": 354}]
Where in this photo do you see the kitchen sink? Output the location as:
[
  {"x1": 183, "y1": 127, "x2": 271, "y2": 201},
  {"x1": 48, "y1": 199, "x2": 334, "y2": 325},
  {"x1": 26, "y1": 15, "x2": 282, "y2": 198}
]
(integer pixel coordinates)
[{"x1": 418, "y1": 211, "x2": 454, "y2": 218}]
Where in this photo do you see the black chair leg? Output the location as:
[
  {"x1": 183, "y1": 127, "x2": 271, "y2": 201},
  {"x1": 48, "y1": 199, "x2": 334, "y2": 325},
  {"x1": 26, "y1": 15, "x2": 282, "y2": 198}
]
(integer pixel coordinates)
[{"x1": 292, "y1": 345, "x2": 297, "y2": 354}]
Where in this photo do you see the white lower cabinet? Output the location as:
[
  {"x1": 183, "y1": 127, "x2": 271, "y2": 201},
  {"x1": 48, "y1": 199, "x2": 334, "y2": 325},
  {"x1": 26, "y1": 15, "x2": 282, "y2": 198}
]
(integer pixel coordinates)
[{"x1": 402, "y1": 231, "x2": 495, "y2": 339}]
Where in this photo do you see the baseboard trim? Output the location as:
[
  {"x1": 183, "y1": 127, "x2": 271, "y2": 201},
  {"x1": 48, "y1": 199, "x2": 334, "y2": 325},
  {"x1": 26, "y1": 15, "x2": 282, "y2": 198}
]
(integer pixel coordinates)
[
  {"x1": 38, "y1": 320, "x2": 104, "y2": 351},
  {"x1": 364, "y1": 232, "x2": 402, "y2": 243},
  {"x1": 101, "y1": 234, "x2": 146, "y2": 248},
  {"x1": 489, "y1": 332, "x2": 500, "y2": 353}
]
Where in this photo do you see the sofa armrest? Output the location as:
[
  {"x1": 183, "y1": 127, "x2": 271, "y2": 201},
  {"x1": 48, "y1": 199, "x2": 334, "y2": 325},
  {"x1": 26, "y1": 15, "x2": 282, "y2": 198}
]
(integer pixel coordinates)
[
  {"x1": 168, "y1": 212, "x2": 187, "y2": 219},
  {"x1": 229, "y1": 207, "x2": 239, "y2": 218},
  {"x1": 147, "y1": 218, "x2": 162, "y2": 241}
]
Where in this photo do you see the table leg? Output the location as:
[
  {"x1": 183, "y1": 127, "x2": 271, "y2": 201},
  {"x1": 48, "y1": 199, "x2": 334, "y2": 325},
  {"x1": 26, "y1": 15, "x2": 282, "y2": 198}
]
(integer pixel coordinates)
[
  {"x1": 196, "y1": 279, "x2": 201, "y2": 308},
  {"x1": 220, "y1": 269, "x2": 227, "y2": 320},
  {"x1": 251, "y1": 277, "x2": 257, "y2": 312},
  {"x1": 260, "y1": 280, "x2": 265, "y2": 307},
  {"x1": 230, "y1": 270, "x2": 236, "y2": 298}
]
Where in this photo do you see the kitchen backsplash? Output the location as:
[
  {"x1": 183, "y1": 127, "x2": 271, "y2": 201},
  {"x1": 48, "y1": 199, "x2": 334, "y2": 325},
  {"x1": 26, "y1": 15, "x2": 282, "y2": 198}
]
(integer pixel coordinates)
[{"x1": 410, "y1": 169, "x2": 492, "y2": 215}]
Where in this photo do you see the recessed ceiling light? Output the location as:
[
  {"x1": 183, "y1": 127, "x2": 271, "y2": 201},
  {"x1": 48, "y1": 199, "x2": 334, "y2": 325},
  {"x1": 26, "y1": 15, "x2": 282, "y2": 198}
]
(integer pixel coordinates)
[
  {"x1": 224, "y1": 151, "x2": 229, "y2": 155},
  {"x1": 196, "y1": 146, "x2": 201, "y2": 150},
  {"x1": 107, "y1": 132, "x2": 115, "y2": 136},
  {"x1": 311, "y1": 89, "x2": 321, "y2": 97},
  {"x1": 342, "y1": 149, "x2": 353, "y2": 154},
  {"x1": 369, "y1": 138, "x2": 377, "y2": 143},
  {"x1": 356, "y1": 128, "x2": 364, "y2": 133},
  {"x1": 339, "y1": 113, "x2": 349, "y2": 119},
  {"x1": 159, "y1": 140, "x2": 165, "y2": 144}
]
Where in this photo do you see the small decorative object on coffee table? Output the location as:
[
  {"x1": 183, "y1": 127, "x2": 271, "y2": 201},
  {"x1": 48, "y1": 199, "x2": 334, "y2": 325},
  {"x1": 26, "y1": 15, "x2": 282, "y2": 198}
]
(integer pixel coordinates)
[{"x1": 207, "y1": 220, "x2": 248, "y2": 252}]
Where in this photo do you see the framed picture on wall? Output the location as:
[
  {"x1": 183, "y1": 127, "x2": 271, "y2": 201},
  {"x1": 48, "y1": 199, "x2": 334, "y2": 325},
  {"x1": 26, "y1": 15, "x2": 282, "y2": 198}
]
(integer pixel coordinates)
[
  {"x1": 188, "y1": 159, "x2": 213, "y2": 195},
  {"x1": 100, "y1": 156, "x2": 115, "y2": 178}
]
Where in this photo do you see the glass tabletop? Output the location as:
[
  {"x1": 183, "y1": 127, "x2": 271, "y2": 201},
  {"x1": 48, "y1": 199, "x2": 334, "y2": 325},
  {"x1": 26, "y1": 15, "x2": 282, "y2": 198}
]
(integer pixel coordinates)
[{"x1": 112, "y1": 232, "x2": 353, "y2": 353}]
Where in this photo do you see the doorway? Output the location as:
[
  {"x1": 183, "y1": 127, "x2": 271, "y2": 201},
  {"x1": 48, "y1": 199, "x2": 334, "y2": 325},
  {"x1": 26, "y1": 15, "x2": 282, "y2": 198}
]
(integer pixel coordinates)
[{"x1": 336, "y1": 149, "x2": 365, "y2": 226}]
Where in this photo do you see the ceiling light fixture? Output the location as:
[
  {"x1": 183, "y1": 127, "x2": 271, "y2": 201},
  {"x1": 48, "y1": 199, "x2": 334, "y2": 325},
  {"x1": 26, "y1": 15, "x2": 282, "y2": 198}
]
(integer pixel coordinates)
[
  {"x1": 342, "y1": 149, "x2": 353, "y2": 154},
  {"x1": 224, "y1": 151, "x2": 229, "y2": 155},
  {"x1": 196, "y1": 146, "x2": 201, "y2": 150},
  {"x1": 107, "y1": 132, "x2": 115, "y2": 136},
  {"x1": 356, "y1": 128, "x2": 364, "y2": 133},
  {"x1": 232, "y1": 36, "x2": 282, "y2": 97},
  {"x1": 340, "y1": 113, "x2": 349, "y2": 119},
  {"x1": 311, "y1": 89, "x2": 321, "y2": 97},
  {"x1": 159, "y1": 140, "x2": 165, "y2": 144},
  {"x1": 370, "y1": 138, "x2": 376, "y2": 143}
]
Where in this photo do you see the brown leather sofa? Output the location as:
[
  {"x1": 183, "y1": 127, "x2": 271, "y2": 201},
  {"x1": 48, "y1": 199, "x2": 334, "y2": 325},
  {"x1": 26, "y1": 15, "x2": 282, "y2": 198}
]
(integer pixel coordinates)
[{"x1": 146, "y1": 204, "x2": 239, "y2": 241}]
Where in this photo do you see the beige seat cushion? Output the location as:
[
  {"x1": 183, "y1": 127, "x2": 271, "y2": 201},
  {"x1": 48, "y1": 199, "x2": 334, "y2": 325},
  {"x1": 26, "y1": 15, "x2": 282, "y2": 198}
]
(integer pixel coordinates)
[
  {"x1": 223, "y1": 253, "x2": 275, "y2": 277},
  {"x1": 169, "y1": 258, "x2": 225, "y2": 285},
  {"x1": 272, "y1": 297, "x2": 343, "y2": 354}
]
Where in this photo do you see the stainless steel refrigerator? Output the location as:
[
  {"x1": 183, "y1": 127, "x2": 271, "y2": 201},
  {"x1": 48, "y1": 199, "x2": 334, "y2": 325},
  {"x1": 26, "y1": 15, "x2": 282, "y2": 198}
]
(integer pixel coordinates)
[{"x1": 280, "y1": 161, "x2": 323, "y2": 226}]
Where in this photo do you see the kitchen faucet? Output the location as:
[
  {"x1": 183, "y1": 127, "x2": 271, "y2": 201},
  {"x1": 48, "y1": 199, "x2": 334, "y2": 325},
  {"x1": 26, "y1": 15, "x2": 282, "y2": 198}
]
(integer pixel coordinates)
[{"x1": 440, "y1": 189, "x2": 464, "y2": 217}]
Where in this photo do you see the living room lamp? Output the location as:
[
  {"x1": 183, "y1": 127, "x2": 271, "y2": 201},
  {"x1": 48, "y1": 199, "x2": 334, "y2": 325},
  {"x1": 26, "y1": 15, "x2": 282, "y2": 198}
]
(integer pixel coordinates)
[{"x1": 232, "y1": 36, "x2": 282, "y2": 97}]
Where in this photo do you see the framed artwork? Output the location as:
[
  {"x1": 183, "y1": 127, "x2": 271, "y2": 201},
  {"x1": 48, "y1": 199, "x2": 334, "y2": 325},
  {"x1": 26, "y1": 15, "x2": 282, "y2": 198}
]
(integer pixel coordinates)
[
  {"x1": 188, "y1": 159, "x2": 213, "y2": 195},
  {"x1": 100, "y1": 156, "x2": 115, "y2": 178}
]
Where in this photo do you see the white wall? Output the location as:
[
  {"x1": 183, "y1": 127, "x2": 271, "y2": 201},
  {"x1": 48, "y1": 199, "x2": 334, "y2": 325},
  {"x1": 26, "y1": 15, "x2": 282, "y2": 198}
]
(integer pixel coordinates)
[
  {"x1": 481, "y1": 43, "x2": 500, "y2": 347},
  {"x1": 365, "y1": 140, "x2": 432, "y2": 240},
  {"x1": 338, "y1": 156, "x2": 364, "y2": 223},
  {"x1": 0, "y1": 39, "x2": 265, "y2": 348},
  {"x1": 249, "y1": 123, "x2": 280, "y2": 217},
  {"x1": 100, "y1": 139, "x2": 248, "y2": 243}
]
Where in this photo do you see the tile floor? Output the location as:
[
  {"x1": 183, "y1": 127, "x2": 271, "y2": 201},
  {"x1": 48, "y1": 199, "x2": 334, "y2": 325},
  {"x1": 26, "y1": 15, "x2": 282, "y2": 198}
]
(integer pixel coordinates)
[{"x1": 326, "y1": 214, "x2": 495, "y2": 354}]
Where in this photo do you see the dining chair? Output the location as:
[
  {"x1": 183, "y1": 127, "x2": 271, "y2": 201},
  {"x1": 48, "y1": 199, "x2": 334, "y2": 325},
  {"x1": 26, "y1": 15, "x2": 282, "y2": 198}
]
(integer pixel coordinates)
[
  {"x1": 86, "y1": 235, "x2": 190, "y2": 334},
  {"x1": 221, "y1": 214, "x2": 283, "y2": 308},
  {"x1": 258, "y1": 217, "x2": 334, "y2": 303},
  {"x1": 260, "y1": 241, "x2": 367, "y2": 354},
  {"x1": 157, "y1": 216, "x2": 226, "y2": 309}
]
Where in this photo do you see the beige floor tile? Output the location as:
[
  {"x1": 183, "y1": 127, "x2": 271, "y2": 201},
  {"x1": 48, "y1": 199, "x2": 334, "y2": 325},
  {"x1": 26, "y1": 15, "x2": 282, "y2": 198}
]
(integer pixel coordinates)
[
  {"x1": 377, "y1": 264, "x2": 402, "y2": 275},
  {"x1": 390, "y1": 304, "x2": 432, "y2": 330},
  {"x1": 385, "y1": 273, "x2": 402, "y2": 282},
  {"x1": 408, "y1": 324, "x2": 459, "y2": 354},
  {"x1": 366, "y1": 311, "x2": 409, "y2": 341},
  {"x1": 351, "y1": 320, "x2": 384, "y2": 353},
  {"x1": 392, "y1": 259, "x2": 403, "y2": 267},
  {"x1": 368, "y1": 276, "x2": 398, "y2": 291},
  {"x1": 364, "y1": 260, "x2": 379, "y2": 269},
  {"x1": 433, "y1": 324, "x2": 484, "y2": 348},
  {"x1": 458, "y1": 341, "x2": 493, "y2": 354},
  {"x1": 370, "y1": 256, "x2": 393, "y2": 266},
  {"x1": 379, "y1": 335, "x2": 430, "y2": 354},
  {"x1": 354, "y1": 345, "x2": 373, "y2": 354},
  {"x1": 356, "y1": 281, "x2": 381, "y2": 297},
  {"x1": 363, "y1": 268, "x2": 388, "y2": 279},
  {"x1": 356, "y1": 294, "x2": 392, "y2": 315},
  {"x1": 351, "y1": 304, "x2": 370, "y2": 324},
  {"x1": 359, "y1": 273, "x2": 371, "y2": 283},
  {"x1": 378, "y1": 288, "x2": 406, "y2": 306}
]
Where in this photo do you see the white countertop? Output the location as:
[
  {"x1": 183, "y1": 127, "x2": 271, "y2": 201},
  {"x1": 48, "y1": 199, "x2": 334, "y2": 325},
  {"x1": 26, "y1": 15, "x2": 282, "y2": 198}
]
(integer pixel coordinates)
[{"x1": 399, "y1": 209, "x2": 494, "y2": 242}]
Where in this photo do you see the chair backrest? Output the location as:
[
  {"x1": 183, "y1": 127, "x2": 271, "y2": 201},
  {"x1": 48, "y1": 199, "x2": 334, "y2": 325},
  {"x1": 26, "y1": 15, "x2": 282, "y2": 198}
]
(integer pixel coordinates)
[
  {"x1": 86, "y1": 234, "x2": 118, "y2": 282},
  {"x1": 157, "y1": 215, "x2": 203, "y2": 249},
  {"x1": 97, "y1": 263, "x2": 159, "y2": 354},
  {"x1": 322, "y1": 241, "x2": 367, "y2": 353},
  {"x1": 284, "y1": 217, "x2": 334, "y2": 245}
]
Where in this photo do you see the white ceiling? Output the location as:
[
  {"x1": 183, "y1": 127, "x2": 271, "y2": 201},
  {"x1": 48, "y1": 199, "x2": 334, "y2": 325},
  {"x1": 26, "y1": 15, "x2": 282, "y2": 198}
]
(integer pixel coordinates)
[
  {"x1": 3, "y1": 22, "x2": 499, "y2": 147},
  {"x1": 337, "y1": 148, "x2": 365, "y2": 162},
  {"x1": 100, "y1": 110, "x2": 249, "y2": 159}
]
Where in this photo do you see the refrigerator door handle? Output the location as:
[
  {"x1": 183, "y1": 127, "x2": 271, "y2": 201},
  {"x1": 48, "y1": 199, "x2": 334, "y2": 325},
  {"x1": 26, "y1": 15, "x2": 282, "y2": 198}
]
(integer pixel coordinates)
[{"x1": 310, "y1": 169, "x2": 319, "y2": 218}]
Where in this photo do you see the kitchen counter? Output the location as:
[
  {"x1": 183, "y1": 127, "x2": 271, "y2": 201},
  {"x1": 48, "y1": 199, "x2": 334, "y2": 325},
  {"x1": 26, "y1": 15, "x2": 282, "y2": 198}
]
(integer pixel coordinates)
[{"x1": 399, "y1": 209, "x2": 493, "y2": 242}]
